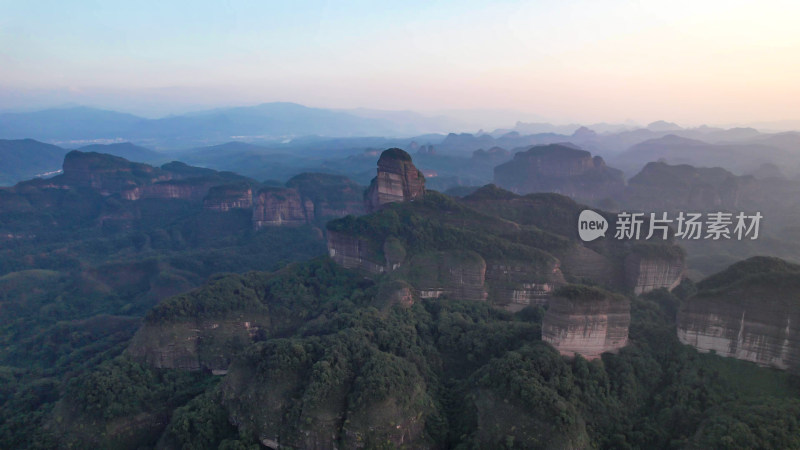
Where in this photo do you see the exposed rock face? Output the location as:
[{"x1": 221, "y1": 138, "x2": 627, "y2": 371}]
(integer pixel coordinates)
[
  {"x1": 407, "y1": 251, "x2": 488, "y2": 302},
  {"x1": 203, "y1": 184, "x2": 253, "y2": 211},
  {"x1": 252, "y1": 188, "x2": 312, "y2": 228},
  {"x1": 559, "y1": 245, "x2": 622, "y2": 288},
  {"x1": 678, "y1": 298, "x2": 800, "y2": 370},
  {"x1": 485, "y1": 260, "x2": 565, "y2": 310},
  {"x1": 285, "y1": 173, "x2": 365, "y2": 220},
  {"x1": 542, "y1": 286, "x2": 630, "y2": 359},
  {"x1": 122, "y1": 180, "x2": 217, "y2": 202},
  {"x1": 326, "y1": 230, "x2": 385, "y2": 273},
  {"x1": 677, "y1": 257, "x2": 800, "y2": 370},
  {"x1": 624, "y1": 250, "x2": 684, "y2": 295},
  {"x1": 493, "y1": 144, "x2": 624, "y2": 201},
  {"x1": 364, "y1": 148, "x2": 426, "y2": 212}
]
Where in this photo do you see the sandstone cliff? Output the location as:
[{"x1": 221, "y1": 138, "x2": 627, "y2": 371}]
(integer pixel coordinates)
[
  {"x1": 542, "y1": 285, "x2": 630, "y2": 359},
  {"x1": 485, "y1": 259, "x2": 565, "y2": 310},
  {"x1": 364, "y1": 148, "x2": 425, "y2": 212},
  {"x1": 403, "y1": 250, "x2": 488, "y2": 302},
  {"x1": 252, "y1": 187, "x2": 312, "y2": 228},
  {"x1": 326, "y1": 230, "x2": 386, "y2": 273},
  {"x1": 286, "y1": 172, "x2": 365, "y2": 220},
  {"x1": 624, "y1": 244, "x2": 685, "y2": 295},
  {"x1": 203, "y1": 183, "x2": 253, "y2": 211},
  {"x1": 677, "y1": 257, "x2": 800, "y2": 370},
  {"x1": 122, "y1": 179, "x2": 220, "y2": 202},
  {"x1": 493, "y1": 144, "x2": 624, "y2": 201}
]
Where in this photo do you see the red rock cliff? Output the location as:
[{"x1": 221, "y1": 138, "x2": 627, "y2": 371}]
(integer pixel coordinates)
[{"x1": 365, "y1": 148, "x2": 426, "y2": 212}]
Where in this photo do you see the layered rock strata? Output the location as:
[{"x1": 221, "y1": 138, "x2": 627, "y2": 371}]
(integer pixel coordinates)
[
  {"x1": 365, "y1": 148, "x2": 425, "y2": 212},
  {"x1": 542, "y1": 286, "x2": 630, "y2": 359},
  {"x1": 252, "y1": 188, "x2": 313, "y2": 228},
  {"x1": 624, "y1": 251, "x2": 684, "y2": 295}
]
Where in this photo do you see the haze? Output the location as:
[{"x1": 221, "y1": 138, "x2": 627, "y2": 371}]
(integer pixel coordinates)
[{"x1": 2, "y1": 0, "x2": 799, "y2": 126}]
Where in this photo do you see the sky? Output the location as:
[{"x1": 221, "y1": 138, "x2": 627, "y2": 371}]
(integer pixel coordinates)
[{"x1": 1, "y1": 0, "x2": 799, "y2": 126}]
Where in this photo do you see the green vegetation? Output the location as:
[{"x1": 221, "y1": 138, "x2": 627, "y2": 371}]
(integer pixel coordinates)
[
  {"x1": 35, "y1": 258, "x2": 798, "y2": 449},
  {"x1": 554, "y1": 284, "x2": 611, "y2": 301},
  {"x1": 329, "y1": 191, "x2": 562, "y2": 269},
  {"x1": 0, "y1": 154, "x2": 330, "y2": 448},
  {"x1": 379, "y1": 147, "x2": 412, "y2": 162}
]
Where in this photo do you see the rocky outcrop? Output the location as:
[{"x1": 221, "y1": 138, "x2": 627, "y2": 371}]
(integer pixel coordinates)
[
  {"x1": 542, "y1": 285, "x2": 630, "y2": 359},
  {"x1": 364, "y1": 148, "x2": 425, "y2": 212},
  {"x1": 252, "y1": 188, "x2": 312, "y2": 228},
  {"x1": 560, "y1": 245, "x2": 623, "y2": 288},
  {"x1": 624, "y1": 245, "x2": 685, "y2": 295},
  {"x1": 677, "y1": 257, "x2": 800, "y2": 370},
  {"x1": 678, "y1": 297, "x2": 800, "y2": 370},
  {"x1": 285, "y1": 173, "x2": 365, "y2": 220},
  {"x1": 493, "y1": 144, "x2": 624, "y2": 201},
  {"x1": 485, "y1": 260, "x2": 565, "y2": 310},
  {"x1": 406, "y1": 251, "x2": 488, "y2": 302},
  {"x1": 122, "y1": 180, "x2": 217, "y2": 202},
  {"x1": 203, "y1": 184, "x2": 253, "y2": 211},
  {"x1": 326, "y1": 230, "x2": 385, "y2": 273}
]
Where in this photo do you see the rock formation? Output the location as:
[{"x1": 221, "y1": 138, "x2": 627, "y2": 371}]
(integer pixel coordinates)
[
  {"x1": 624, "y1": 244, "x2": 685, "y2": 295},
  {"x1": 285, "y1": 172, "x2": 365, "y2": 220},
  {"x1": 326, "y1": 230, "x2": 387, "y2": 273},
  {"x1": 623, "y1": 162, "x2": 742, "y2": 212},
  {"x1": 364, "y1": 148, "x2": 425, "y2": 212},
  {"x1": 252, "y1": 188, "x2": 312, "y2": 228},
  {"x1": 203, "y1": 183, "x2": 253, "y2": 211},
  {"x1": 542, "y1": 285, "x2": 630, "y2": 359},
  {"x1": 677, "y1": 257, "x2": 800, "y2": 370},
  {"x1": 405, "y1": 250, "x2": 488, "y2": 302},
  {"x1": 493, "y1": 143, "x2": 624, "y2": 201},
  {"x1": 485, "y1": 260, "x2": 565, "y2": 310}
]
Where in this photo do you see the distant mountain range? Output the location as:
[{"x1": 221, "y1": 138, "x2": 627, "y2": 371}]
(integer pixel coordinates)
[{"x1": 0, "y1": 103, "x2": 474, "y2": 147}]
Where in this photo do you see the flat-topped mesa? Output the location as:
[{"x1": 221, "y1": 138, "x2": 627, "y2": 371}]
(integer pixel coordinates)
[
  {"x1": 542, "y1": 285, "x2": 630, "y2": 359},
  {"x1": 365, "y1": 148, "x2": 426, "y2": 212},
  {"x1": 624, "y1": 162, "x2": 742, "y2": 211},
  {"x1": 624, "y1": 243, "x2": 685, "y2": 295},
  {"x1": 252, "y1": 187, "x2": 313, "y2": 229},
  {"x1": 493, "y1": 143, "x2": 624, "y2": 201},
  {"x1": 677, "y1": 257, "x2": 800, "y2": 371},
  {"x1": 203, "y1": 183, "x2": 253, "y2": 211},
  {"x1": 61, "y1": 150, "x2": 170, "y2": 194}
]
